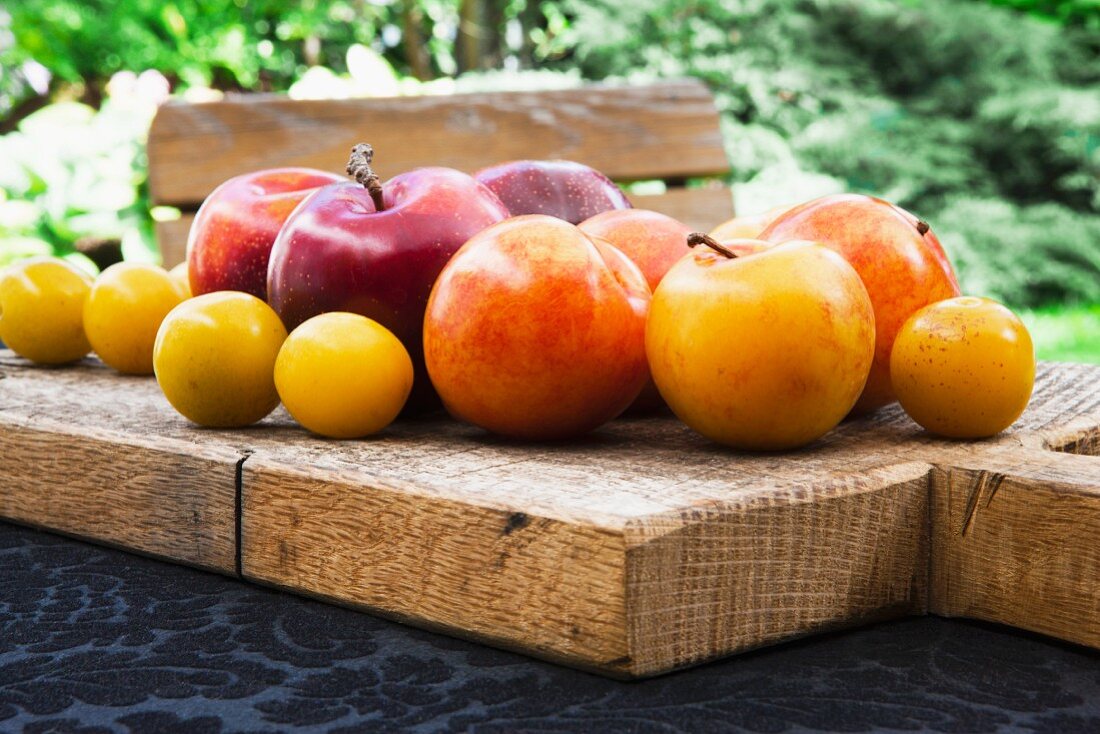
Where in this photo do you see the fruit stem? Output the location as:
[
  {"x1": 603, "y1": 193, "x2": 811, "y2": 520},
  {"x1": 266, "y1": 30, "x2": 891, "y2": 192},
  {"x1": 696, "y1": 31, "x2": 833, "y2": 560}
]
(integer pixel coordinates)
[
  {"x1": 687, "y1": 232, "x2": 738, "y2": 259},
  {"x1": 346, "y1": 143, "x2": 386, "y2": 212},
  {"x1": 916, "y1": 219, "x2": 930, "y2": 235}
]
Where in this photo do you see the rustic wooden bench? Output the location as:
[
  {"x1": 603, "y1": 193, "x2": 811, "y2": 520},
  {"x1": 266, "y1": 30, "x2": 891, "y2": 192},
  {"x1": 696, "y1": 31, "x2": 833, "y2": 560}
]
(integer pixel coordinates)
[{"x1": 148, "y1": 79, "x2": 733, "y2": 266}]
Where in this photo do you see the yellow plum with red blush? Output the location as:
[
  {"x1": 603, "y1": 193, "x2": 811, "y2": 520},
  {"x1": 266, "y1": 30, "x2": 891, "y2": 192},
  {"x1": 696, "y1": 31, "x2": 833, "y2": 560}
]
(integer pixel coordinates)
[{"x1": 424, "y1": 215, "x2": 650, "y2": 441}]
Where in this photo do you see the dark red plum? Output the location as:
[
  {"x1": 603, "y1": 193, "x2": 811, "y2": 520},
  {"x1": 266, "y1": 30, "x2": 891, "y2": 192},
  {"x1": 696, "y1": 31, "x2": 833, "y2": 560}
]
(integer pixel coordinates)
[
  {"x1": 475, "y1": 160, "x2": 631, "y2": 224},
  {"x1": 267, "y1": 146, "x2": 510, "y2": 411}
]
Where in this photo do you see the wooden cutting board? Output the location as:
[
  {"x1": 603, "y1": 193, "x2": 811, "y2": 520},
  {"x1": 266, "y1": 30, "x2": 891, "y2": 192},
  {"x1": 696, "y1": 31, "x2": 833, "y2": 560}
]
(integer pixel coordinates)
[{"x1": 0, "y1": 349, "x2": 1096, "y2": 678}]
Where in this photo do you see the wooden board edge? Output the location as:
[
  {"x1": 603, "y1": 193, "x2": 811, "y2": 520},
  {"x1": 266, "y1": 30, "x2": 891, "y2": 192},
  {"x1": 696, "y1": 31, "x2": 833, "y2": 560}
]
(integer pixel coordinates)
[
  {"x1": 631, "y1": 186, "x2": 733, "y2": 232},
  {"x1": 156, "y1": 216, "x2": 192, "y2": 268},
  {"x1": 153, "y1": 77, "x2": 712, "y2": 115},
  {"x1": 0, "y1": 421, "x2": 242, "y2": 575},
  {"x1": 1036, "y1": 416, "x2": 1100, "y2": 456},
  {"x1": 240, "y1": 459, "x2": 634, "y2": 676},
  {"x1": 1020, "y1": 361, "x2": 1100, "y2": 455},
  {"x1": 620, "y1": 462, "x2": 934, "y2": 677},
  {"x1": 929, "y1": 449, "x2": 1100, "y2": 650}
]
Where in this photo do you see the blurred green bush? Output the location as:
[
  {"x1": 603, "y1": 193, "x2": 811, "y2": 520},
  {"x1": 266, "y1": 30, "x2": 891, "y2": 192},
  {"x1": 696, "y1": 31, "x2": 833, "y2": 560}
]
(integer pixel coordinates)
[
  {"x1": 937, "y1": 198, "x2": 1100, "y2": 307},
  {"x1": 987, "y1": 0, "x2": 1100, "y2": 27},
  {"x1": 561, "y1": 0, "x2": 1100, "y2": 308},
  {"x1": 2, "y1": 0, "x2": 396, "y2": 104},
  {"x1": 1, "y1": 0, "x2": 1097, "y2": 313},
  {"x1": 0, "y1": 94, "x2": 158, "y2": 271}
]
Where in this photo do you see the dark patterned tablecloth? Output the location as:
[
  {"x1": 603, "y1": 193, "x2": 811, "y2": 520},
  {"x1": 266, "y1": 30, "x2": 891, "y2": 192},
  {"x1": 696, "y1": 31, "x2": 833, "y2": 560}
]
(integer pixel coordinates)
[{"x1": 1, "y1": 521, "x2": 1098, "y2": 734}]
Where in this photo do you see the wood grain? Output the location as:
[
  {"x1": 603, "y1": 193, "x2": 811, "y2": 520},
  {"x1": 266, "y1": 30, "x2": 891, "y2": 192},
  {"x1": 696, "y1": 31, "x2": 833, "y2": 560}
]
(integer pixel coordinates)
[
  {"x1": 147, "y1": 80, "x2": 729, "y2": 208},
  {"x1": 156, "y1": 217, "x2": 191, "y2": 268},
  {"x1": 930, "y1": 450, "x2": 1100, "y2": 649},
  {"x1": 242, "y1": 459, "x2": 631, "y2": 674},
  {"x1": 1, "y1": 352, "x2": 1098, "y2": 677},
  {"x1": 230, "y1": 407, "x2": 926, "y2": 678},
  {"x1": 632, "y1": 185, "x2": 733, "y2": 232},
  {"x1": 153, "y1": 183, "x2": 735, "y2": 269},
  {"x1": 0, "y1": 355, "x2": 241, "y2": 573},
  {"x1": 624, "y1": 463, "x2": 932, "y2": 675}
]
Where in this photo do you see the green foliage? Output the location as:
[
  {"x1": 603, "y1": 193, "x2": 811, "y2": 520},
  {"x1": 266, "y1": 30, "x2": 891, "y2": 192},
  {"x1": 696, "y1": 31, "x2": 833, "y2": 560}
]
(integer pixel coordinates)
[
  {"x1": 0, "y1": 96, "x2": 158, "y2": 269},
  {"x1": 1021, "y1": 305, "x2": 1100, "y2": 363},
  {"x1": 986, "y1": 0, "x2": 1100, "y2": 27},
  {"x1": 976, "y1": 87, "x2": 1100, "y2": 211},
  {"x1": 3, "y1": 0, "x2": 392, "y2": 92},
  {"x1": 0, "y1": 1, "x2": 568, "y2": 118},
  {"x1": 794, "y1": 111, "x2": 991, "y2": 210},
  {"x1": 558, "y1": 0, "x2": 1100, "y2": 308},
  {"x1": 937, "y1": 198, "x2": 1100, "y2": 307}
]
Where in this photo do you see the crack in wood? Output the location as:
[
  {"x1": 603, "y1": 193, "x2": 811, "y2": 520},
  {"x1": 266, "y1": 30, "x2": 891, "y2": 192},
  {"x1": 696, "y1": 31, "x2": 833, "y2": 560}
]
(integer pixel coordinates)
[
  {"x1": 234, "y1": 451, "x2": 253, "y2": 579},
  {"x1": 960, "y1": 470, "x2": 1006, "y2": 537}
]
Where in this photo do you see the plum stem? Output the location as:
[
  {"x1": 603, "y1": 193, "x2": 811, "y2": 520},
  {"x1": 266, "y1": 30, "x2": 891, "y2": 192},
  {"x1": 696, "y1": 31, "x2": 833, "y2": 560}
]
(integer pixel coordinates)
[
  {"x1": 687, "y1": 232, "x2": 738, "y2": 259},
  {"x1": 346, "y1": 143, "x2": 386, "y2": 212},
  {"x1": 916, "y1": 219, "x2": 930, "y2": 235}
]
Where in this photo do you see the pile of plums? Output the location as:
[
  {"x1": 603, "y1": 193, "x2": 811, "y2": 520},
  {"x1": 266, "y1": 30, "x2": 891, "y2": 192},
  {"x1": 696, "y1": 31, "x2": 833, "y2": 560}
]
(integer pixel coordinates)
[{"x1": 171, "y1": 143, "x2": 1033, "y2": 446}]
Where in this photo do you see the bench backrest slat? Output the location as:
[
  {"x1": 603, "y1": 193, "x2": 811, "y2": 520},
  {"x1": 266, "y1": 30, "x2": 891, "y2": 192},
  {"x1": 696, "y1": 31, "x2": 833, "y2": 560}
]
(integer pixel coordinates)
[{"x1": 147, "y1": 79, "x2": 732, "y2": 265}]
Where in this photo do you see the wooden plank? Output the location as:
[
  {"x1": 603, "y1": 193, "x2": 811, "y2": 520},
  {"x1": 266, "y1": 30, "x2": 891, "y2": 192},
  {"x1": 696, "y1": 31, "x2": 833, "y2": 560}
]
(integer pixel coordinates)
[
  {"x1": 155, "y1": 187, "x2": 734, "y2": 268},
  {"x1": 0, "y1": 355, "x2": 240, "y2": 573},
  {"x1": 227, "y1": 386, "x2": 991, "y2": 677},
  {"x1": 243, "y1": 458, "x2": 930, "y2": 678},
  {"x1": 242, "y1": 459, "x2": 631, "y2": 675},
  {"x1": 147, "y1": 80, "x2": 729, "y2": 207},
  {"x1": 231, "y1": 358, "x2": 1100, "y2": 676},
  {"x1": 924, "y1": 362, "x2": 1100, "y2": 649},
  {"x1": 156, "y1": 216, "x2": 191, "y2": 268},
  {"x1": 204, "y1": 361, "x2": 1100, "y2": 676},
  {"x1": 930, "y1": 450, "x2": 1100, "y2": 649},
  {"x1": 632, "y1": 186, "x2": 733, "y2": 232},
  {"x1": 239, "y1": 460, "x2": 927, "y2": 678},
  {"x1": 1, "y1": 352, "x2": 1098, "y2": 677},
  {"x1": 624, "y1": 463, "x2": 931, "y2": 675}
]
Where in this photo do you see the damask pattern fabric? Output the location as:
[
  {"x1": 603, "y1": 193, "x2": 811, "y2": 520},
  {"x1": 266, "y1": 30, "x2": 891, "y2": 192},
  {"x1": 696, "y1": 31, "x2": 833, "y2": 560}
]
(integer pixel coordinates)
[{"x1": 1, "y1": 521, "x2": 1099, "y2": 733}]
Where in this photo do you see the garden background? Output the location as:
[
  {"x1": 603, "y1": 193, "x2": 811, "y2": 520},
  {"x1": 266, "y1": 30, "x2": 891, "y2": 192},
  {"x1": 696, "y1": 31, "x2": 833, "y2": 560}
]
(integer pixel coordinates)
[{"x1": 1, "y1": 0, "x2": 1097, "y2": 360}]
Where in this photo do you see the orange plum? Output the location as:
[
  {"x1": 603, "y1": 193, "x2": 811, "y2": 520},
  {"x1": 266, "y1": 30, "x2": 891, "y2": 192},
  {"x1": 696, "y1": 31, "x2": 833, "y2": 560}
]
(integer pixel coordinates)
[
  {"x1": 761, "y1": 194, "x2": 960, "y2": 414},
  {"x1": 424, "y1": 215, "x2": 650, "y2": 440},
  {"x1": 578, "y1": 208, "x2": 693, "y2": 413},
  {"x1": 891, "y1": 297, "x2": 1034, "y2": 438},
  {"x1": 578, "y1": 209, "x2": 694, "y2": 292}
]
